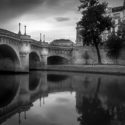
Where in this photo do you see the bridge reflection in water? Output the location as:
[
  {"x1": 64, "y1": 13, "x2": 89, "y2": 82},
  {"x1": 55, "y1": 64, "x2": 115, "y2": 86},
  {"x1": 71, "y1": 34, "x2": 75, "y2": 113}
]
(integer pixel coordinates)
[{"x1": 0, "y1": 72, "x2": 125, "y2": 125}]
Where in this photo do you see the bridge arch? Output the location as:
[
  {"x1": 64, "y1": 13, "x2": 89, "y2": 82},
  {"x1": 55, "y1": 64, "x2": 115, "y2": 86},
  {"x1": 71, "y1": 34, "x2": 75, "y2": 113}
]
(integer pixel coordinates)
[
  {"x1": 29, "y1": 51, "x2": 41, "y2": 69},
  {"x1": 0, "y1": 44, "x2": 20, "y2": 71},
  {"x1": 47, "y1": 55, "x2": 69, "y2": 65}
]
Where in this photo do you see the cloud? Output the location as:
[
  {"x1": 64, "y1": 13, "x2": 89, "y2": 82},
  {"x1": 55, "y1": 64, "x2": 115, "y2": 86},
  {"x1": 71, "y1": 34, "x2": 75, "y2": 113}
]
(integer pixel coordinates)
[
  {"x1": 46, "y1": 0, "x2": 61, "y2": 7},
  {"x1": 0, "y1": 0, "x2": 43, "y2": 7},
  {"x1": 0, "y1": 0, "x2": 80, "y2": 42},
  {"x1": 0, "y1": 0, "x2": 123, "y2": 24},
  {"x1": 0, "y1": 0, "x2": 45, "y2": 22},
  {"x1": 0, "y1": 0, "x2": 62, "y2": 23},
  {"x1": 55, "y1": 17, "x2": 70, "y2": 22},
  {"x1": 0, "y1": 0, "x2": 78, "y2": 24}
]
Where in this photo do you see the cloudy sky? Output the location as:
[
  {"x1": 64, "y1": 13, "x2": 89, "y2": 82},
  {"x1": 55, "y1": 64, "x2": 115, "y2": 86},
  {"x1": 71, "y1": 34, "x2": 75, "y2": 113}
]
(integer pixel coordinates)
[{"x1": 0, "y1": 0, "x2": 124, "y2": 42}]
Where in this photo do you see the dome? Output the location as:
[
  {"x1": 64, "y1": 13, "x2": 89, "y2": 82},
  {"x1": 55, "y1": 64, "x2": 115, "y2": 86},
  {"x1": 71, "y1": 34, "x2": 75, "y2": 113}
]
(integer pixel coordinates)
[{"x1": 50, "y1": 39, "x2": 73, "y2": 46}]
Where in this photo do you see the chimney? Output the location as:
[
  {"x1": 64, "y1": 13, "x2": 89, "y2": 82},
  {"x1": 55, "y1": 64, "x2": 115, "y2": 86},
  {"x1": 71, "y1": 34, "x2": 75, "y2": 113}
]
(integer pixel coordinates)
[{"x1": 40, "y1": 33, "x2": 42, "y2": 42}]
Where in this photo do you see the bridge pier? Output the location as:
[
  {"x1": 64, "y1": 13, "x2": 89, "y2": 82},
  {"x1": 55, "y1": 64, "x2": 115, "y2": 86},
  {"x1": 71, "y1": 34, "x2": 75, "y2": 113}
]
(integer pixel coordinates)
[
  {"x1": 19, "y1": 52, "x2": 29, "y2": 72},
  {"x1": 41, "y1": 48, "x2": 48, "y2": 66},
  {"x1": 42, "y1": 55, "x2": 47, "y2": 65}
]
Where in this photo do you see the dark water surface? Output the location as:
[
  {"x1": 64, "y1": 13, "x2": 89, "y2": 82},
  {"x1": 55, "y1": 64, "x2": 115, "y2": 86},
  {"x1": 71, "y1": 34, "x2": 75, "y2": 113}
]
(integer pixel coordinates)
[{"x1": 0, "y1": 71, "x2": 125, "y2": 125}]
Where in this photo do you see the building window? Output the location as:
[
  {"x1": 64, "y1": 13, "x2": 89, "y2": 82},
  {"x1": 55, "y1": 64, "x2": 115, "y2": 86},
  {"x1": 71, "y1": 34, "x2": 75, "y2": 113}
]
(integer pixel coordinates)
[{"x1": 113, "y1": 13, "x2": 120, "y2": 19}]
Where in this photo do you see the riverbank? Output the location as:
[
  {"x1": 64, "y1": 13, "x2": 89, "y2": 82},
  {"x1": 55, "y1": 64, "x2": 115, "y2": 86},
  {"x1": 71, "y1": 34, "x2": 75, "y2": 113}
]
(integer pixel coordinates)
[{"x1": 39, "y1": 65, "x2": 125, "y2": 75}]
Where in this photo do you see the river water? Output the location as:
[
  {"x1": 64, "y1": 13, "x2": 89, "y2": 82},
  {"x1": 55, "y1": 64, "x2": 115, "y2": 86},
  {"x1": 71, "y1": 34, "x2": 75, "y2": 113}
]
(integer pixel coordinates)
[{"x1": 0, "y1": 71, "x2": 125, "y2": 125}]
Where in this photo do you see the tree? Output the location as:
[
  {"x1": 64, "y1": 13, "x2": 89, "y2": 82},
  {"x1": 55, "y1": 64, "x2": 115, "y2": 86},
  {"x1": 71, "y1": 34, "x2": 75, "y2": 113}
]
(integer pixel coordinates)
[
  {"x1": 105, "y1": 33, "x2": 123, "y2": 64},
  {"x1": 83, "y1": 51, "x2": 89, "y2": 64},
  {"x1": 78, "y1": 0, "x2": 113, "y2": 64}
]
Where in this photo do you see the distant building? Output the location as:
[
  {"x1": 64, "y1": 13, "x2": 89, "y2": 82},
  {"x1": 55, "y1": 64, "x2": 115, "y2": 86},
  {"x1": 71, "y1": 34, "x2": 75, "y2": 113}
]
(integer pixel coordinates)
[
  {"x1": 102, "y1": 0, "x2": 125, "y2": 41},
  {"x1": 76, "y1": 23, "x2": 83, "y2": 46},
  {"x1": 76, "y1": 0, "x2": 125, "y2": 43},
  {"x1": 50, "y1": 39, "x2": 73, "y2": 47}
]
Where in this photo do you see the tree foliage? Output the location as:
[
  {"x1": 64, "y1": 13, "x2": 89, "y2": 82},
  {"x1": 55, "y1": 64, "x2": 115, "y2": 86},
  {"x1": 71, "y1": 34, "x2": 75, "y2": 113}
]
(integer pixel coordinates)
[
  {"x1": 105, "y1": 33, "x2": 123, "y2": 63},
  {"x1": 78, "y1": 0, "x2": 113, "y2": 63}
]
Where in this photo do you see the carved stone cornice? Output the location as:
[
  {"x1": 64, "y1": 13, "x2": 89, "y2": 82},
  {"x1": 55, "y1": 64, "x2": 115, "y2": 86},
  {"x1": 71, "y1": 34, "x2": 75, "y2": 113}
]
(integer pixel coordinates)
[{"x1": 19, "y1": 51, "x2": 29, "y2": 57}]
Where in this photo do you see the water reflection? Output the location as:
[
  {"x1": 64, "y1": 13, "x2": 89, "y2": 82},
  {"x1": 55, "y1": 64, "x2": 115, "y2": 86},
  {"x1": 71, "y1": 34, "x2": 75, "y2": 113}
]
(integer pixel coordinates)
[
  {"x1": 76, "y1": 75, "x2": 125, "y2": 125},
  {"x1": 0, "y1": 72, "x2": 125, "y2": 125},
  {"x1": 0, "y1": 75, "x2": 19, "y2": 108},
  {"x1": 47, "y1": 74, "x2": 68, "y2": 82},
  {"x1": 29, "y1": 72, "x2": 41, "y2": 91},
  {"x1": 77, "y1": 78, "x2": 111, "y2": 125}
]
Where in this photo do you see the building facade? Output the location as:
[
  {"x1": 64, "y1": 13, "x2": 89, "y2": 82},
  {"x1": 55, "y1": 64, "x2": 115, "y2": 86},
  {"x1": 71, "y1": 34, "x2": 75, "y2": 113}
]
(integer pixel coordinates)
[{"x1": 102, "y1": 1, "x2": 125, "y2": 41}]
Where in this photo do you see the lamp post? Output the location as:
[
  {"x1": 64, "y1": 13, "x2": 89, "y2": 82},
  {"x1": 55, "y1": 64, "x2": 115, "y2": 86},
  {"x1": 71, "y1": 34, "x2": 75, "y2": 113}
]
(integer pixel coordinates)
[
  {"x1": 18, "y1": 23, "x2": 21, "y2": 35},
  {"x1": 40, "y1": 33, "x2": 42, "y2": 42},
  {"x1": 24, "y1": 25, "x2": 27, "y2": 35},
  {"x1": 43, "y1": 34, "x2": 45, "y2": 42}
]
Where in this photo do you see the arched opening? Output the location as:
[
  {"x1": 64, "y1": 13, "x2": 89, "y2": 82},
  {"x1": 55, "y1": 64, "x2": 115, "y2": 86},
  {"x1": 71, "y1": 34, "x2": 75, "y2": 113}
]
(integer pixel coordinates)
[
  {"x1": 0, "y1": 44, "x2": 20, "y2": 71},
  {"x1": 47, "y1": 56, "x2": 69, "y2": 65},
  {"x1": 29, "y1": 52, "x2": 41, "y2": 70}
]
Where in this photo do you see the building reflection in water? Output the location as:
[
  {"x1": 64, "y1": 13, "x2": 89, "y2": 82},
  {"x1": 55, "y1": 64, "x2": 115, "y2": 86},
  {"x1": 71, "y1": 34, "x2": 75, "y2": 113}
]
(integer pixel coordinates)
[{"x1": 0, "y1": 72, "x2": 125, "y2": 125}]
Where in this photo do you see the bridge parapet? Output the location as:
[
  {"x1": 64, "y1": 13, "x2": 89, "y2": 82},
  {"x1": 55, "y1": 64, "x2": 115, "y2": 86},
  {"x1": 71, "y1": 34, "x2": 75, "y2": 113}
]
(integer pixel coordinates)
[
  {"x1": 30, "y1": 40, "x2": 49, "y2": 48},
  {"x1": 0, "y1": 29, "x2": 20, "y2": 40}
]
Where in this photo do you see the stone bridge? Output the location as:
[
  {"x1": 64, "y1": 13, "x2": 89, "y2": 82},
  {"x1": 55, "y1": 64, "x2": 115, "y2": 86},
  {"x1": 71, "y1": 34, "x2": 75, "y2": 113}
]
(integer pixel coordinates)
[{"x1": 0, "y1": 29, "x2": 73, "y2": 72}]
